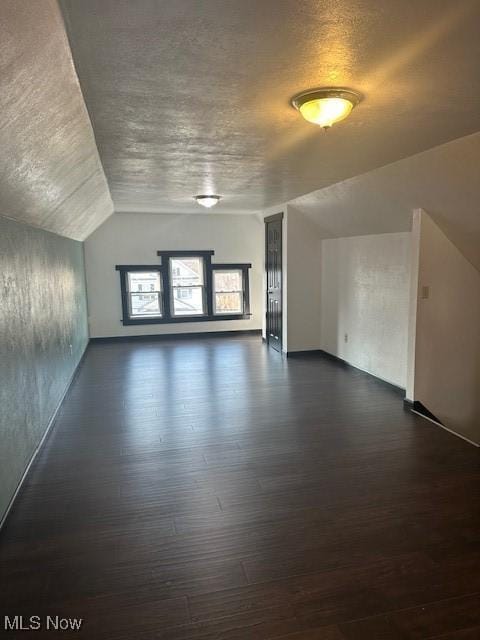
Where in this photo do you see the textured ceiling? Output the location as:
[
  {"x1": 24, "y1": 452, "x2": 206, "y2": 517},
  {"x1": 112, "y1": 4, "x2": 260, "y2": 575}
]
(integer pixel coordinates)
[
  {"x1": 60, "y1": 0, "x2": 480, "y2": 215},
  {"x1": 291, "y1": 132, "x2": 480, "y2": 270},
  {"x1": 0, "y1": 0, "x2": 112, "y2": 240}
]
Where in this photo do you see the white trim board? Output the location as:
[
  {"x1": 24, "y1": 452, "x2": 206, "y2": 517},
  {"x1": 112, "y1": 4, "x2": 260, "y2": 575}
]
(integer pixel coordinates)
[{"x1": 411, "y1": 409, "x2": 479, "y2": 448}]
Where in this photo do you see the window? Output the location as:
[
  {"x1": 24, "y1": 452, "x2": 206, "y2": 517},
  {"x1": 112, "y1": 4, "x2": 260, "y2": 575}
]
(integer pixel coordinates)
[
  {"x1": 170, "y1": 256, "x2": 206, "y2": 317},
  {"x1": 115, "y1": 266, "x2": 163, "y2": 324},
  {"x1": 117, "y1": 252, "x2": 251, "y2": 325},
  {"x1": 213, "y1": 269, "x2": 244, "y2": 315},
  {"x1": 125, "y1": 269, "x2": 163, "y2": 319}
]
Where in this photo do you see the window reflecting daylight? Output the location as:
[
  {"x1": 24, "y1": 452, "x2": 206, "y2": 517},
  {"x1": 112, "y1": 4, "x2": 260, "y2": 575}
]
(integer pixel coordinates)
[
  {"x1": 127, "y1": 271, "x2": 162, "y2": 317},
  {"x1": 170, "y1": 257, "x2": 205, "y2": 316},
  {"x1": 213, "y1": 269, "x2": 243, "y2": 314}
]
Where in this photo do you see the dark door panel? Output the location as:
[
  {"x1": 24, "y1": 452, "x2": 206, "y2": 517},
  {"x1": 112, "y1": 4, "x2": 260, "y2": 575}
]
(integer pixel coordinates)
[{"x1": 265, "y1": 213, "x2": 283, "y2": 352}]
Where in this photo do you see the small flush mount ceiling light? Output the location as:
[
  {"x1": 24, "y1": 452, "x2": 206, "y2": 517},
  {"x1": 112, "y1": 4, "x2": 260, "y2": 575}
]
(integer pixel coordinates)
[
  {"x1": 194, "y1": 195, "x2": 221, "y2": 208},
  {"x1": 291, "y1": 87, "x2": 362, "y2": 130}
]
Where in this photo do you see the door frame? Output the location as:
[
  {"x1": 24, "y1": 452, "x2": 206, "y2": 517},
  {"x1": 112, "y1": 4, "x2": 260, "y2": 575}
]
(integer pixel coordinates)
[{"x1": 264, "y1": 212, "x2": 284, "y2": 352}]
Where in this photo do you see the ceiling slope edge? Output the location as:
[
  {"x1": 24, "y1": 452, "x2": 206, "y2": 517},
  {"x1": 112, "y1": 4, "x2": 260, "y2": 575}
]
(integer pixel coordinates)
[
  {"x1": 0, "y1": 0, "x2": 113, "y2": 242},
  {"x1": 273, "y1": 131, "x2": 480, "y2": 271}
]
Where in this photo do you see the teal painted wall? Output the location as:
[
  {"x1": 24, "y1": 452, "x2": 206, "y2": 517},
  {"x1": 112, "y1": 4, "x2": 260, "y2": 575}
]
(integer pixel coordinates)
[{"x1": 0, "y1": 215, "x2": 89, "y2": 522}]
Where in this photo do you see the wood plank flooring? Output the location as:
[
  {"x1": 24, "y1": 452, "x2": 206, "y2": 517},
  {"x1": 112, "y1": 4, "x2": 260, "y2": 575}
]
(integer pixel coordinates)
[{"x1": 0, "y1": 335, "x2": 479, "y2": 639}]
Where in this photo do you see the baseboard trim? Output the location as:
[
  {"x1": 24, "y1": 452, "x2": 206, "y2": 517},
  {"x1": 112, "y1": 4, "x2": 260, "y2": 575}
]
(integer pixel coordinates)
[
  {"x1": 287, "y1": 348, "x2": 406, "y2": 397},
  {"x1": 286, "y1": 349, "x2": 323, "y2": 358},
  {"x1": 90, "y1": 329, "x2": 262, "y2": 343},
  {"x1": 410, "y1": 401, "x2": 479, "y2": 448},
  {"x1": 412, "y1": 401, "x2": 443, "y2": 425},
  {"x1": 325, "y1": 350, "x2": 406, "y2": 396},
  {"x1": 286, "y1": 352, "x2": 478, "y2": 447},
  {"x1": 0, "y1": 342, "x2": 89, "y2": 532}
]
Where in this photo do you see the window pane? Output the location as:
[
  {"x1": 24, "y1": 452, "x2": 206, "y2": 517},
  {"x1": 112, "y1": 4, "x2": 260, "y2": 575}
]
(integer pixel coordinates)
[
  {"x1": 170, "y1": 258, "x2": 204, "y2": 286},
  {"x1": 214, "y1": 270, "x2": 242, "y2": 292},
  {"x1": 130, "y1": 293, "x2": 162, "y2": 317},
  {"x1": 213, "y1": 269, "x2": 244, "y2": 315},
  {"x1": 172, "y1": 287, "x2": 204, "y2": 316},
  {"x1": 128, "y1": 271, "x2": 161, "y2": 293},
  {"x1": 215, "y1": 292, "x2": 243, "y2": 314}
]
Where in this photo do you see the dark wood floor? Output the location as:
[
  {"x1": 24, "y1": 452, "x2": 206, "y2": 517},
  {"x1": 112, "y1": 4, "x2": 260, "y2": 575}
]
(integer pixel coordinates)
[{"x1": 1, "y1": 335, "x2": 479, "y2": 639}]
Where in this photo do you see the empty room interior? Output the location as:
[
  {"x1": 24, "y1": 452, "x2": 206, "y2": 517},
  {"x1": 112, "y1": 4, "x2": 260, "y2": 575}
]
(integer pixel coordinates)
[{"x1": 1, "y1": 1, "x2": 480, "y2": 638}]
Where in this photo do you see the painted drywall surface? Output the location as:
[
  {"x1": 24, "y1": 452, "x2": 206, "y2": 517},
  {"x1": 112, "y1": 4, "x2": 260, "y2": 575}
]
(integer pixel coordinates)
[
  {"x1": 414, "y1": 211, "x2": 480, "y2": 444},
  {"x1": 84, "y1": 213, "x2": 264, "y2": 338},
  {"x1": 406, "y1": 210, "x2": 421, "y2": 402},
  {"x1": 285, "y1": 208, "x2": 322, "y2": 353},
  {"x1": 0, "y1": 0, "x2": 112, "y2": 240},
  {"x1": 0, "y1": 215, "x2": 89, "y2": 521},
  {"x1": 293, "y1": 132, "x2": 480, "y2": 272},
  {"x1": 321, "y1": 232, "x2": 411, "y2": 388}
]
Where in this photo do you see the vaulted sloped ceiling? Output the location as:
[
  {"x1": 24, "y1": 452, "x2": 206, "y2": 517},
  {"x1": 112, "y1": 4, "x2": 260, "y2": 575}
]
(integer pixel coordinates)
[
  {"x1": 291, "y1": 132, "x2": 480, "y2": 271},
  {"x1": 60, "y1": 0, "x2": 480, "y2": 215},
  {"x1": 2, "y1": 0, "x2": 480, "y2": 245},
  {"x1": 0, "y1": 0, "x2": 113, "y2": 241}
]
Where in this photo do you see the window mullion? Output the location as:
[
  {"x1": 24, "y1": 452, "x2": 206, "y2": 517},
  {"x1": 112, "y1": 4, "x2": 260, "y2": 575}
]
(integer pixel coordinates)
[
  {"x1": 163, "y1": 266, "x2": 172, "y2": 321},
  {"x1": 243, "y1": 269, "x2": 249, "y2": 317},
  {"x1": 205, "y1": 255, "x2": 213, "y2": 317}
]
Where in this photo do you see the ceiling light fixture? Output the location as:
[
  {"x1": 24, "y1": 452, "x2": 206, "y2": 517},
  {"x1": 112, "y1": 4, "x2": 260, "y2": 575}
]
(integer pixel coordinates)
[
  {"x1": 194, "y1": 195, "x2": 221, "y2": 208},
  {"x1": 291, "y1": 87, "x2": 362, "y2": 130}
]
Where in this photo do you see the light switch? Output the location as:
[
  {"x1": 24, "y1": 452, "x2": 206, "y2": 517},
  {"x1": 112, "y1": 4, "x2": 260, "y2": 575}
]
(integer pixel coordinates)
[{"x1": 421, "y1": 285, "x2": 430, "y2": 300}]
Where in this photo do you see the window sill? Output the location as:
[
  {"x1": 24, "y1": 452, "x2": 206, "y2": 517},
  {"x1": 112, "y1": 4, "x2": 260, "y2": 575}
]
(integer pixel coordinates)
[{"x1": 121, "y1": 314, "x2": 251, "y2": 326}]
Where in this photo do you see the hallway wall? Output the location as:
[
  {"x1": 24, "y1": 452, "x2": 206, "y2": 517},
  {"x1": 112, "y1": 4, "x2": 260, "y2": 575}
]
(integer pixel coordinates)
[{"x1": 0, "y1": 215, "x2": 89, "y2": 523}]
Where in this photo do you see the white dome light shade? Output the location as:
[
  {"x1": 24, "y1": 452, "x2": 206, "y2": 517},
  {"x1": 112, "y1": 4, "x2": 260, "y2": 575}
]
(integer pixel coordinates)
[{"x1": 195, "y1": 195, "x2": 221, "y2": 208}]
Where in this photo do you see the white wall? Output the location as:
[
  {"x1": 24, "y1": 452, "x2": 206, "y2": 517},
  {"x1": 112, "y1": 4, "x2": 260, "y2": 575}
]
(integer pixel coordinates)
[
  {"x1": 285, "y1": 208, "x2": 322, "y2": 353},
  {"x1": 321, "y1": 232, "x2": 411, "y2": 388},
  {"x1": 406, "y1": 210, "x2": 421, "y2": 401},
  {"x1": 414, "y1": 210, "x2": 480, "y2": 444},
  {"x1": 84, "y1": 213, "x2": 264, "y2": 338},
  {"x1": 262, "y1": 205, "x2": 323, "y2": 354}
]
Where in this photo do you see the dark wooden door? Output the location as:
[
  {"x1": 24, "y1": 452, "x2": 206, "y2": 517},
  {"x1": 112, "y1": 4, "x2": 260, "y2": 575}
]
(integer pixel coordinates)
[{"x1": 265, "y1": 213, "x2": 283, "y2": 352}]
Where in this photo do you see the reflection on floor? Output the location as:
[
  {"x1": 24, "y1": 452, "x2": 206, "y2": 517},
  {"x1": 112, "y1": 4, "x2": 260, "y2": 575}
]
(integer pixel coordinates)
[{"x1": 1, "y1": 335, "x2": 479, "y2": 639}]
